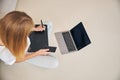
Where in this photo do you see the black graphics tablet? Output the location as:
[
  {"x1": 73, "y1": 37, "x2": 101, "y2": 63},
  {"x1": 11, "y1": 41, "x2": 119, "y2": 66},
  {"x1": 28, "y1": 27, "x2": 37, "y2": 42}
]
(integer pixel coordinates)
[{"x1": 28, "y1": 24, "x2": 56, "y2": 52}]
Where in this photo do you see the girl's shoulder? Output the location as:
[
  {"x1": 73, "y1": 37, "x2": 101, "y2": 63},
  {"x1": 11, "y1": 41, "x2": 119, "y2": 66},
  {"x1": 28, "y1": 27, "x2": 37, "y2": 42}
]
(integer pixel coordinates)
[
  {"x1": 0, "y1": 45, "x2": 5, "y2": 52},
  {"x1": 0, "y1": 46, "x2": 16, "y2": 65},
  {"x1": 0, "y1": 38, "x2": 4, "y2": 46}
]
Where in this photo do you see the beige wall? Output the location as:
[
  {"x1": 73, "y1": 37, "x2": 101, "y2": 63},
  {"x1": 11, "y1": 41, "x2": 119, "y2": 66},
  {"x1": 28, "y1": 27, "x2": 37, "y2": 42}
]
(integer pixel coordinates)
[{"x1": 1, "y1": 0, "x2": 120, "y2": 80}]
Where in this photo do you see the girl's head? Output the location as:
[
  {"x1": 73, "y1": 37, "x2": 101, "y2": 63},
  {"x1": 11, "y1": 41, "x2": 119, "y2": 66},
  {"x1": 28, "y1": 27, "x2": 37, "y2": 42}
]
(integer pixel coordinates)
[{"x1": 0, "y1": 11, "x2": 34, "y2": 59}]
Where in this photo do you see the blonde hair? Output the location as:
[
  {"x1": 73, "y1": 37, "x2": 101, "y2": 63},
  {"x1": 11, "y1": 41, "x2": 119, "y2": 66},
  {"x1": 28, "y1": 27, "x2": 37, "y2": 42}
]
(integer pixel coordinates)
[{"x1": 0, "y1": 11, "x2": 34, "y2": 60}]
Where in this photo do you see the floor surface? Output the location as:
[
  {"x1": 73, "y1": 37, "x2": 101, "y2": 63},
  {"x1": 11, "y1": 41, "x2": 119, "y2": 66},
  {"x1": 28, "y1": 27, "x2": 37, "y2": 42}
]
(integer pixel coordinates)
[{"x1": 0, "y1": 0, "x2": 120, "y2": 80}]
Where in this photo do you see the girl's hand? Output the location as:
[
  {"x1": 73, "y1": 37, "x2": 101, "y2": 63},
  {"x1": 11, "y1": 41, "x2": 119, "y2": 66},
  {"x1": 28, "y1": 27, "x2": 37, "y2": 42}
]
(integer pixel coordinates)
[
  {"x1": 32, "y1": 26, "x2": 45, "y2": 32},
  {"x1": 35, "y1": 49, "x2": 49, "y2": 56}
]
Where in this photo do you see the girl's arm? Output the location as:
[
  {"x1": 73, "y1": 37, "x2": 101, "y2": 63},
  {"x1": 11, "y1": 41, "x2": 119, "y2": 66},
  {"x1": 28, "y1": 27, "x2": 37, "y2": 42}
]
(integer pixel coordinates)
[
  {"x1": 16, "y1": 26, "x2": 46, "y2": 63},
  {"x1": 15, "y1": 49, "x2": 49, "y2": 63},
  {"x1": 16, "y1": 26, "x2": 47, "y2": 63}
]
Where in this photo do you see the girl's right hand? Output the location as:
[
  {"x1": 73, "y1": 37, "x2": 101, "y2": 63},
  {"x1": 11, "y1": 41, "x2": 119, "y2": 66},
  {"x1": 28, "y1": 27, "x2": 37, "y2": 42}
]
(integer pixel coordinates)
[
  {"x1": 35, "y1": 49, "x2": 49, "y2": 56},
  {"x1": 32, "y1": 26, "x2": 45, "y2": 32}
]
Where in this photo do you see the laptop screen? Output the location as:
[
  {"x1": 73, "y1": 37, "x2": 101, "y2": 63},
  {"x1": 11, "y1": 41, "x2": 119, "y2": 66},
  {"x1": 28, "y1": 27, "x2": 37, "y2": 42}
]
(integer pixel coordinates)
[{"x1": 70, "y1": 22, "x2": 91, "y2": 50}]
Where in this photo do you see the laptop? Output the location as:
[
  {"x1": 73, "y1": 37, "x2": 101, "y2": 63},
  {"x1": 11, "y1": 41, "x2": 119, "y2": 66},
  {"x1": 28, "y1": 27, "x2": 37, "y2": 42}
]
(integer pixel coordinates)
[{"x1": 55, "y1": 22, "x2": 91, "y2": 54}]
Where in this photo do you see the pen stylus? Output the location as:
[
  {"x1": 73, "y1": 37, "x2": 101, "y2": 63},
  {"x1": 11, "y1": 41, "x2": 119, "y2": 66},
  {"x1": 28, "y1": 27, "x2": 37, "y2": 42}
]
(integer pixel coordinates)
[{"x1": 41, "y1": 20, "x2": 44, "y2": 28}]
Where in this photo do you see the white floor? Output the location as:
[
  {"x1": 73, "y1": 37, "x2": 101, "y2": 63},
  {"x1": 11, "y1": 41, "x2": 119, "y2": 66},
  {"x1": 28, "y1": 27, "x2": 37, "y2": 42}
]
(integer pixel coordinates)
[
  {"x1": 0, "y1": 0, "x2": 120, "y2": 80},
  {"x1": 0, "y1": 0, "x2": 17, "y2": 18}
]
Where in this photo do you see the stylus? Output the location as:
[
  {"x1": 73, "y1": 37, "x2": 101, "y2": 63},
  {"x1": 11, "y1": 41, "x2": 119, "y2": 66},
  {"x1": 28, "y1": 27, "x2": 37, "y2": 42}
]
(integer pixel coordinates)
[{"x1": 41, "y1": 20, "x2": 44, "y2": 28}]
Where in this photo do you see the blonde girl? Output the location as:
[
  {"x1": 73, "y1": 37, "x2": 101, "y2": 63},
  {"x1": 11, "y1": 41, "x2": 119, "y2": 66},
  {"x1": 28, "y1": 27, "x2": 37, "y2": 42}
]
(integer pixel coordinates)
[{"x1": 0, "y1": 11, "x2": 58, "y2": 68}]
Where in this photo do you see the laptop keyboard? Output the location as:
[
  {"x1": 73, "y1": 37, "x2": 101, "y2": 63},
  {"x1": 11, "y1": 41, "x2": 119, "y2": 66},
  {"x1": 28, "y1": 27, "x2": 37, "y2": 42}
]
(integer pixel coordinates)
[{"x1": 62, "y1": 32, "x2": 76, "y2": 52}]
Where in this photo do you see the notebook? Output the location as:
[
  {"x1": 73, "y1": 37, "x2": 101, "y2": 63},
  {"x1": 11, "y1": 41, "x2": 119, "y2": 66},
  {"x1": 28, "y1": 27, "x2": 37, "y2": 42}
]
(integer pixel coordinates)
[
  {"x1": 55, "y1": 22, "x2": 91, "y2": 54},
  {"x1": 28, "y1": 24, "x2": 57, "y2": 52}
]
